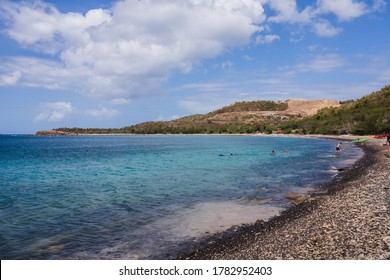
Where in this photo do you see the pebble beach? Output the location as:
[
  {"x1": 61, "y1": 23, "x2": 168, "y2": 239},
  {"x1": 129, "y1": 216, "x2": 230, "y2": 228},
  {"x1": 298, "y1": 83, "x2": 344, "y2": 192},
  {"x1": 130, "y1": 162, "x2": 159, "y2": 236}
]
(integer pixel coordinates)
[{"x1": 181, "y1": 138, "x2": 390, "y2": 260}]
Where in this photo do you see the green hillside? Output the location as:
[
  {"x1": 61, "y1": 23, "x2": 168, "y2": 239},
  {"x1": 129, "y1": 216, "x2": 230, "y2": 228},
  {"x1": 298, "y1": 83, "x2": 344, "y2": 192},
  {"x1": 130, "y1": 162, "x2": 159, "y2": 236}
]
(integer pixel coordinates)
[
  {"x1": 120, "y1": 100, "x2": 290, "y2": 134},
  {"x1": 213, "y1": 100, "x2": 288, "y2": 113},
  {"x1": 279, "y1": 85, "x2": 390, "y2": 135},
  {"x1": 40, "y1": 85, "x2": 390, "y2": 136}
]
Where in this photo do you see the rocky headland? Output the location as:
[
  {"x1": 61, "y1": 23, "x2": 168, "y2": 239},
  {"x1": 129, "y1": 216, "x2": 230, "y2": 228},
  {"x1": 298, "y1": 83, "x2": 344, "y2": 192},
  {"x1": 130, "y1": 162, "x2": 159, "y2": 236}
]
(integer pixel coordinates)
[{"x1": 35, "y1": 130, "x2": 76, "y2": 136}]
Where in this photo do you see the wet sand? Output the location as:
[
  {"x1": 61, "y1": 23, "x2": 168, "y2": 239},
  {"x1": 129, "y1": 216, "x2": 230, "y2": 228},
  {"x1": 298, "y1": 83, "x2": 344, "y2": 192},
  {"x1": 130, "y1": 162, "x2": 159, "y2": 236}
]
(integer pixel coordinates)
[{"x1": 179, "y1": 138, "x2": 390, "y2": 260}]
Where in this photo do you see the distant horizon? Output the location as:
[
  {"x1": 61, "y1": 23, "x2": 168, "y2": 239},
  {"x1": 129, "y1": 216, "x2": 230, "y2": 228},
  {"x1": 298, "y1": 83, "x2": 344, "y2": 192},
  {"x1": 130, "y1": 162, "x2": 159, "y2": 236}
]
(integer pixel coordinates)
[{"x1": 1, "y1": 0, "x2": 389, "y2": 134}]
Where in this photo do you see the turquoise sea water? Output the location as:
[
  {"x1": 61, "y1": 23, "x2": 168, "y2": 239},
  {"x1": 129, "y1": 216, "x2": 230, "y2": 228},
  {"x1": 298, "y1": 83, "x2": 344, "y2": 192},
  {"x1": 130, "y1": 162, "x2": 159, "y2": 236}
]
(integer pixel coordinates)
[{"x1": 0, "y1": 135, "x2": 363, "y2": 259}]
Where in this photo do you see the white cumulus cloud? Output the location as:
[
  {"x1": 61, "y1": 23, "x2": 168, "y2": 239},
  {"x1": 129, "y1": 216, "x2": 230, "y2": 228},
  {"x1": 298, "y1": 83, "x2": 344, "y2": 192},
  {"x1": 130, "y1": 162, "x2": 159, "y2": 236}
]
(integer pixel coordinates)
[
  {"x1": 264, "y1": 0, "x2": 313, "y2": 24},
  {"x1": 313, "y1": 19, "x2": 343, "y2": 37},
  {"x1": 35, "y1": 102, "x2": 74, "y2": 122},
  {"x1": 0, "y1": 70, "x2": 21, "y2": 86},
  {"x1": 255, "y1": 34, "x2": 280, "y2": 45},
  {"x1": 0, "y1": 0, "x2": 266, "y2": 100},
  {"x1": 0, "y1": 0, "x2": 384, "y2": 103},
  {"x1": 0, "y1": 1, "x2": 111, "y2": 54},
  {"x1": 316, "y1": 0, "x2": 367, "y2": 21},
  {"x1": 261, "y1": 0, "x2": 375, "y2": 38}
]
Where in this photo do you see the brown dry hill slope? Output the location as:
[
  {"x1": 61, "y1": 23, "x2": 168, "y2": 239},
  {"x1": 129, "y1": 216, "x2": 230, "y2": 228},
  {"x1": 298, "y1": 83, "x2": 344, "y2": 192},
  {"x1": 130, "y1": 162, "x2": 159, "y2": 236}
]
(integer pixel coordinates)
[
  {"x1": 285, "y1": 99, "x2": 341, "y2": 116},
  {"x1": 187, "y1": 99, "x2": 340, "y2": 125}
]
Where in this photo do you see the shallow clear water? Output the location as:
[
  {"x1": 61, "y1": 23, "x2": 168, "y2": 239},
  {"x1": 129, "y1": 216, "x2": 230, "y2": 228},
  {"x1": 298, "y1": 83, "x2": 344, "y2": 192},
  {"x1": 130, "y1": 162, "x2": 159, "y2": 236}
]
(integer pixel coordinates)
[{"x1": 0, "y1": 135, "x2": 363, "y2": 259}]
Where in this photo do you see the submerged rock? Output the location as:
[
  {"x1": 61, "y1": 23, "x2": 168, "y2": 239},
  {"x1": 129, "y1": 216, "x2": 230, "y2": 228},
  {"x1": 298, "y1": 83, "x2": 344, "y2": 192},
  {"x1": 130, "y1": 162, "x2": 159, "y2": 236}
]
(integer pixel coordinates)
[{"x1": 284, "y1": 192, "x2": 310, "y2": 205}]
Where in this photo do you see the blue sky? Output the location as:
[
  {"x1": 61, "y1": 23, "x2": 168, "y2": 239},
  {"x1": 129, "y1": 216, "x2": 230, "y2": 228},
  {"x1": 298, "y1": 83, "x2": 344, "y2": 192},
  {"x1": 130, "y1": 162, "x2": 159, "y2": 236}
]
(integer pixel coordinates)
[{"x1": 0, "y1": 0, "x2": 389, "y2": 134}]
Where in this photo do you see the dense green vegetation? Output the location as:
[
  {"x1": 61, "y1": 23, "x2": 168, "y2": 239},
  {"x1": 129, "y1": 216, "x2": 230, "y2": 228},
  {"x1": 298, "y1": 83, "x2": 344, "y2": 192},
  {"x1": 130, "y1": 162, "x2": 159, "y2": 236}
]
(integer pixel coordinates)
[
  {"x1": 53, "y1": 100, "x2": 288, "y2": 135},
  {"x1": 53, "y1": 127, "x2": 123, "y2": 134},
  {"x1": 279, "y1": 85, "x2": 390, "y2": 135},
  {"x1": 47, "y1": 85, "x2": 390, "y2": 136},
  {"x1": 213, "y1": 100, "x2": 288, "y2": 113},
  {"x1": 120, "y1": 122, "x2": 273, "y2": 135}
]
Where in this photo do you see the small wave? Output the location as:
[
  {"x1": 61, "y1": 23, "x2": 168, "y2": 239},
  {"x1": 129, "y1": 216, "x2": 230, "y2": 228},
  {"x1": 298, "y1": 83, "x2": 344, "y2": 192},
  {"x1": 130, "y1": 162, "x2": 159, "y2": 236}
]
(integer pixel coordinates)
[{"x1": 0, "y1": 196, "x2": 14, "y2": 209}]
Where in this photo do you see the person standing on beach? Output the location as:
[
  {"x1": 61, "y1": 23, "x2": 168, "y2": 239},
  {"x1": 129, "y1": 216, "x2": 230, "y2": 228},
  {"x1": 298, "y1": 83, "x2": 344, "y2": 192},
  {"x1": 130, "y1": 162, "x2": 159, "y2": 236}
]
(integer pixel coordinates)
[{"x1": 387, "y1": 134, "x2": 390, "y2": 147}]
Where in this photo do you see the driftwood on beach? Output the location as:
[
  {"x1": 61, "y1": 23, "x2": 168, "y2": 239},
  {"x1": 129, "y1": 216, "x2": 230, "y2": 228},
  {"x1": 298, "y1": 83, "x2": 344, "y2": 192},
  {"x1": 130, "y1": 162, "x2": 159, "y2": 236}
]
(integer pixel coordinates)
[{"x1": 181, "y1": 139, "x2": 390, "y2": 260}]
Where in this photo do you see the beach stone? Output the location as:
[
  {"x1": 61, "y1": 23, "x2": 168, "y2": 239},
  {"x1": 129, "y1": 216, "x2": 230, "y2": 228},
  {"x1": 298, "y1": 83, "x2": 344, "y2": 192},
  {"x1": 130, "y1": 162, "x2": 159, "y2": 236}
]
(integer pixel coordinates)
[
  {"x1": 382, "y1": 252, "x2": 390, "y2": 260},
  {"x1": 358, "y1": 253, "x2": 365, "y2": 259},
  {"x1": 382, "y1": 236, "x2": 390, "y2": 249}
]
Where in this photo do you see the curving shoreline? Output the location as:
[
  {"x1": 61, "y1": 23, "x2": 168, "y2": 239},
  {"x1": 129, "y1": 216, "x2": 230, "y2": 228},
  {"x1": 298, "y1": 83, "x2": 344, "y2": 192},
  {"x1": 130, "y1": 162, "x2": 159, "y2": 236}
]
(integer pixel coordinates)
[{"x1": 179, "y1": 138, "x2": 390, "y2": 260}]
